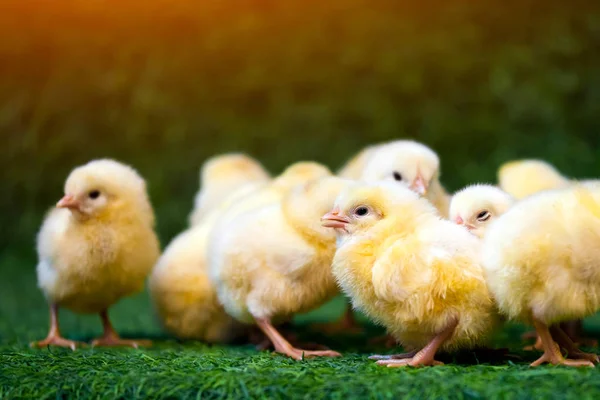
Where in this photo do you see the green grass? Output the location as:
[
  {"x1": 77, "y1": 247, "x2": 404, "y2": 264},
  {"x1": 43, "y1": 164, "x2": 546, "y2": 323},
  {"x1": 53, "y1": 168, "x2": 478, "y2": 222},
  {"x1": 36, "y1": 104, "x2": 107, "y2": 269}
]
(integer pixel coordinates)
[{"x1": 2, "y1": 252, "x2": 600, "y2": 399}]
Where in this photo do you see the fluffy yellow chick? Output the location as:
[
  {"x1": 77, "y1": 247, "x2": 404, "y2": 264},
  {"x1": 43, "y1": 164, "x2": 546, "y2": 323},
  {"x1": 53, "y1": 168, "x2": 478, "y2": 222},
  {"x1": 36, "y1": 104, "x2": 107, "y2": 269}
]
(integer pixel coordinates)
[
  {"x1": 338, "y1": 140, "x2": 450, "y2": 218},
  {"x1": 149, "y1": 161, "x2": 330, "y2": 343},
  {"x1": 322, "y1": 182, "x2": 498, "y2": 367},
  {"x1": 334, "y1": 141, "x2": 451, "y2": 335},
  {"x1": 149, "y1": 222, "x2": 245, "y2": 343},
  {"x1": 482, "y1": 183, "x2": 600, "y2": 367},
  {"x1": 208, "y1": 175, "x2": 350, "y2": 360},
  {"x1": 498, "y1": 160, "x2": 597, "y2": 348},
  {"x1": 33, "y1": 159, "x2": 160, "y2": 349},
  {"x1": 498, "y1": 159, "x2": 570, "y2": 200},
  {"x1": 449, "y1": 184, "x2": 515, "y2": 239},
  {"x1": 188, "y1": 153, "x2": 271, "y2": 226}
]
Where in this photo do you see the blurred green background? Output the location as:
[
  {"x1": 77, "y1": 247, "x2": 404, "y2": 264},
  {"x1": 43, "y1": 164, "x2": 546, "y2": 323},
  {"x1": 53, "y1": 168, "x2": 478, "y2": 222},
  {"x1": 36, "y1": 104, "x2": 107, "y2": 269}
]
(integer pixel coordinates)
[{"x1": 1, "y1": 0, "x2": 600, "y2": 253}]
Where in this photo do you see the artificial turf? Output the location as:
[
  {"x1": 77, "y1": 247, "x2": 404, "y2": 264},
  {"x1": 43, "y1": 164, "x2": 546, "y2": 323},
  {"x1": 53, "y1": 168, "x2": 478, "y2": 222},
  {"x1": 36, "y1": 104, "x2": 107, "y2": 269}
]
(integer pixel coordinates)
[{"x1": 2, "y1": 251, "x2": 600, "y2": 399}]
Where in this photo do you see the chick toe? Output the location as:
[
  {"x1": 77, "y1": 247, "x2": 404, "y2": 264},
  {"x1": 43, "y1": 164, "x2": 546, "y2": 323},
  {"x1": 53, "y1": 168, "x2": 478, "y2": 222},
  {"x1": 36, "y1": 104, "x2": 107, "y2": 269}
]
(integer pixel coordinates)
[
  {"x1": 30, "y1": 336, "x2": 84, "y2": 351},
  {"x1": 531, "y1": 319, "x2": 595, "y2": 368},
  {"x1": 550, "y1": 326, "x2": 599, "y2": 364}
]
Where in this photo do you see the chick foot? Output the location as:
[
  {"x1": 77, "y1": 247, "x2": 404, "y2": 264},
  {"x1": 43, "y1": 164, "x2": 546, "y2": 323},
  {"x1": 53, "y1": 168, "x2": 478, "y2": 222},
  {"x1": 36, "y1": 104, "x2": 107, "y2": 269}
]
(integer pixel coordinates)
[
  {"x1": 530, "y1": 318, "x2": 594, "y2": 368},
  {"x1": 91, "y1": 310, "x2": 152, "y2": 349},
  {"x1": 30, "y1": 304, "x2": 84, "y2": 350},
  {"x1": 256, "y1": 317, "x2": 342, "y2": 360},
  {"x1": 550, "y1": 325, "x2": 599, "y2": 364},
  {"x1": 30, "y1": 335, "x2": 83, "y2": 350},
  {"x1": 310, "y1": 305, "x2": 363, "y2": 335},
  {"x1": 375, "y1": 317, "x2": 458, "y2": 368}
]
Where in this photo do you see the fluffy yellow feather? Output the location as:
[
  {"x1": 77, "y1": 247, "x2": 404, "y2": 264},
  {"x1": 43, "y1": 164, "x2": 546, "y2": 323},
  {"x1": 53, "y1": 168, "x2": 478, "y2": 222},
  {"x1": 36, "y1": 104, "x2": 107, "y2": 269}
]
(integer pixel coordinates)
[
  {"x1": 34, "y1": 159, "x2": 160, "y2": 349},
  {"x1": 189, "y1": 153, "x2": 270, "y2": 226},
  {"x1": 482, "y1": 182, "x2": 600, "y2": 367},
  {"x1": 497, "y1": 159, "x2": 570, "y2": 200},
  {"x1": 323, "y1": 182, "x2": 498, "y2": 367},
  {"x1": 149, "y1": 161, "x2": 330, "y2": 344},
  {"x1": 338, "y1": 140, "x2": 450, "y2": 218},
  {"x1": 449, "y1": 184, "x2": 514, "y2": 239},
  {"x1": 208, "y1": 174, "x2": 350, "y2": 360}
]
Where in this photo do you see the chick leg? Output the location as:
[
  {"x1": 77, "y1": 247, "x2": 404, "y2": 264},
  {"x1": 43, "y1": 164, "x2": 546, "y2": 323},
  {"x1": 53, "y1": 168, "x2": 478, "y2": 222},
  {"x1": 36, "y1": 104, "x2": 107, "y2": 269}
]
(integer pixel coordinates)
[
  {"x1": 310, "y1": 303, "x2": 363, "y2": 335},
  {"x1": 255, "y1": 318, "x2": 342, "y2": 360},
  {"x1": 523, "y1": 335, "x2": 544, "y2": 351},
  {"x1": 30, "y1": 304, "x2": 83, "y2": 350},
  {"x1": 91, "y1": 310, "x2": 152, "y2": 348},
  {"x1": 530, "y1": 318, "x2": 594, "y2": 367},
  {"x1": 376, "y1": 318, "x2": 458, "y2": 368},
  {"x1": 561, "y1": 320, "x2": 598, "y2": 348},
  {"x1": 550, "y1": 325, "x2": 599, "y2": 364}
]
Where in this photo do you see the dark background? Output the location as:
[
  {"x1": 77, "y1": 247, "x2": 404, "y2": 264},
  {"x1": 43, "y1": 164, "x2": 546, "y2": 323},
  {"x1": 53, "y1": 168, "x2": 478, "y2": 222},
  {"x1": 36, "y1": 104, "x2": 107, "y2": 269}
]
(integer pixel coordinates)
[{"x1": 1, "y1": 0, "x2": 599, "y2": 256}]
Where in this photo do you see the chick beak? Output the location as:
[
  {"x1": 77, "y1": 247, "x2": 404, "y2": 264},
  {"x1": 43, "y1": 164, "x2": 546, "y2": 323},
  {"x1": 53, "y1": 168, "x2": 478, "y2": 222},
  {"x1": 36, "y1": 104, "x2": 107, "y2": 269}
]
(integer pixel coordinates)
[
  {"x1": 455, "y1": 217, "x2": 476, "y2": 231},
  {"x1": 410, "y1": 173, "x2": 428, "y2": 196},
  {"x1": 321, "y1": 208, "x2": 350, "y2": 229},
  {"x1": 57, "y1": 194, "x2": 81, "y2": 211}
]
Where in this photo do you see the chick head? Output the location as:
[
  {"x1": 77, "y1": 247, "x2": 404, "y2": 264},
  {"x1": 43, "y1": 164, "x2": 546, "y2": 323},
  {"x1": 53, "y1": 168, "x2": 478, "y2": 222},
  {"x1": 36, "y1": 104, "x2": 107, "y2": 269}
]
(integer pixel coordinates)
[
  {"x1": 322, "y1": 181, "x2": 432, "y2": 237},
  {"x1": 273, "y1": 161, "x2": 332, "y2": 190},
  {"x1": 498, "y1": 159, "x2": 569, "y2": 199},
  {"x1": 201, "y1": 153, "x2": 270, "y2": 186},
  {"x1": 449, "y1": 184, "x2": 514, "y2": 238},
  {"x1": 360, "y1": 140, "x2": 440, "y2": 196},
  {"x1": 58, "y1": 159, "x2": 151, "y2": 222}
]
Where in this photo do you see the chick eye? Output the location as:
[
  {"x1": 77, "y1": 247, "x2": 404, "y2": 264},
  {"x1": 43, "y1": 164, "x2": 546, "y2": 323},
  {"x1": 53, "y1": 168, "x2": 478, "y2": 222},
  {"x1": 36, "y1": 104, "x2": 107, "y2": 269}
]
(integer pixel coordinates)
[
  {"x1": 355, "y1": 206, "x2": 369, "y2": 217},
  {"x1": 393, "y1": 171, "x2": 402, "y2": 181},
  {"x1": 476, "y1": 211, "x2": 490, "y2": 221},
  {"x1": 88, "y1": 190, "x2": 101, "y2": 200}
]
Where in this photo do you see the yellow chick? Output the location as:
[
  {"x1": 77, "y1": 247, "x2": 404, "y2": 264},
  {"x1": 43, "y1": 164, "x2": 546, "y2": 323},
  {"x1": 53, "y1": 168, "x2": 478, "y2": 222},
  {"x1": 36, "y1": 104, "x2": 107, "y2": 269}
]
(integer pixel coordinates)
[
  {"x1": 33, "y1": 159, "x2": 160, "y2": 349},
  {"x1": 449, "y1": 184, "x2": 515, "y2": 239},
  {"x1": 149, "y1": 161, "x2": 330, "y2": 343},
  {"x1": 498, "y1": 160, "x2": 597, "y2": 348},
  {"x1": 149, "y1": 221, "x2": 245, "y2": 343},
  {"x1": 322, "y1": 182, "x2": 498, "y2": 367},
  {"x1": 208, "y1": 175, "x2": 350, "y2": 360},
  {"x1": 338, "y1": 140, "x2": 450, "y2": 218},
  {"x1": 498, "y1": 159, "x2": 570, "y2": 200},
  {"x1": 189, "y1": 153, "x2": 271, "y2": 226},
  {"x1": 482, "y1": 183, "x2": 600, "y2": 367},
  {"x1": 334, "y1": 141, "x2": 451, "y2": 335}
]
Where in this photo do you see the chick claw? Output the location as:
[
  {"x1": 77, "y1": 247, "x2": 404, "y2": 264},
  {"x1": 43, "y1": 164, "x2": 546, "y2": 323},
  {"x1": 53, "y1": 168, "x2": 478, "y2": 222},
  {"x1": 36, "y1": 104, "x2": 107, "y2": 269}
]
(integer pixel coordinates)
[{"x1": 30, "y1": 336, "x2": 84, "y2": 351}]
